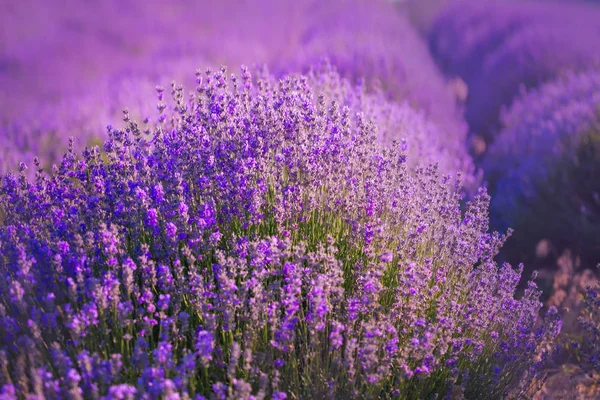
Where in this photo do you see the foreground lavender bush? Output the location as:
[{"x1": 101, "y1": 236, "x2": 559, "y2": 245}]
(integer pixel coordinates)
[
  {"x1": 0, "y1": 67, "x2": 559, "y2": 399},
  {"x1": 484, "y1": 70, "x2": 600, "y2": 263},
  {"x1": 429, "y1": 0, "x2": 600, "y2": 142}
]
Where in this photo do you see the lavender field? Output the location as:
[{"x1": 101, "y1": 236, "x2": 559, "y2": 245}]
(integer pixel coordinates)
[{"x1": 0, "y1": 0, "x2": 599, "y2": 398}]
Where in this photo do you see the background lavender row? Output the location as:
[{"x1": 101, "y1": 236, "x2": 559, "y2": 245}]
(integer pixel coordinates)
[
  {"x1": 428, "y1": 0, "x2": 600, "y2": 145},
  {"x1": 0, "y1": 0, "x2": 279, "y2": 174},
  {"x1": 273, "y1": 0, "x2": 467, "y2": 144},
  {"x1": 484, "y1": 70, "x2": 600, "y2": 265}
]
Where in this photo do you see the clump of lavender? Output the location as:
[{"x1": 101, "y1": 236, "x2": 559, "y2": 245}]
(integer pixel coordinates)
[
  {"x1": 298, "y1": 62, "x2": 476, "y2": 184},
  {"x1": 578, "y1": 279, "x2": 600, "y2": 376},
  {"x1": 429, "y1": 0, "x2": 600, "y2": 143},
  {"x1": 0, "y1": 66, "x2": 558, "y2": 399},
  {"x1": 484, "y1": 70, "x2": 600, "y2": 263},
  {"x1": 275, "y1": 0, "x2": 467, "y2": 144}
]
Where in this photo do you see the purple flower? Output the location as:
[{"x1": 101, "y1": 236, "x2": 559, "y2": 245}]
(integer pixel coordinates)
[
  {"x1": 146, "y1": 208, "x2": 159, "y2": 228},
  {"x1": 105, "y1": 384, "x2": 137, "y2": 400},
  {"x1": 196, "y1": 329, "x2": 214, "y2": 368},
  {"x1": 272, "y1": 391, "x2": 287, "y2": 400},
  {"x1": 165, "y1": 222, "x2": 177, "y2": 240},
  {"x1": 153, "y1": 341, "x2": 173, "y2": 369}
]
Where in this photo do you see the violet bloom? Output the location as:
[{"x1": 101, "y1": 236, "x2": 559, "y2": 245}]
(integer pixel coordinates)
[
  {"x1": 578, "y1": 282, "x2": 600, "y2": 375},
  {"x1": 196, "y1": 329, "x2": 214, "y2": 368}
]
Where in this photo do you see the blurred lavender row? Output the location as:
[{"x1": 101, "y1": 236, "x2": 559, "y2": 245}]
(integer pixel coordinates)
[
  {"x1": 485, "y1": 69, "x2": 600, "y2": 263},
  {"x1": 428, "y1": 0, "x2": 600, "y2": 145},
  {"x1": 423, "y1": 0, "x2": 600, "y2": 265}
]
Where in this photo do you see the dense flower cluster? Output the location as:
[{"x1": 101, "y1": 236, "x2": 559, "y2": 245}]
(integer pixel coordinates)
[
  {"x1": 0, "y1": 67, "x2": 558, "y2": 399},
  {"x1": 484, "y1": 70, "x2": 600, "y2": 263},
  {"x1": 301, "y1": 63, "x2": 476, "y2": 185},
  {"x1": 429, "y1": 0, "x2": 600, "y2": 142},
  {"x1": 277, "y1": 0, "x2": 467, "y2": 143}
]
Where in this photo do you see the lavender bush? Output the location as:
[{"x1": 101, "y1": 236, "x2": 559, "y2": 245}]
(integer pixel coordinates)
[
  {"x1": 429, "y1": 0, "x2": 600, "y2": 143},
  {"x1": 0, "y1": 66, "x2": 559, "y2": 399},
  {"x1": 484, "y1": 70, "x2": 600, "y2": 263}
]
